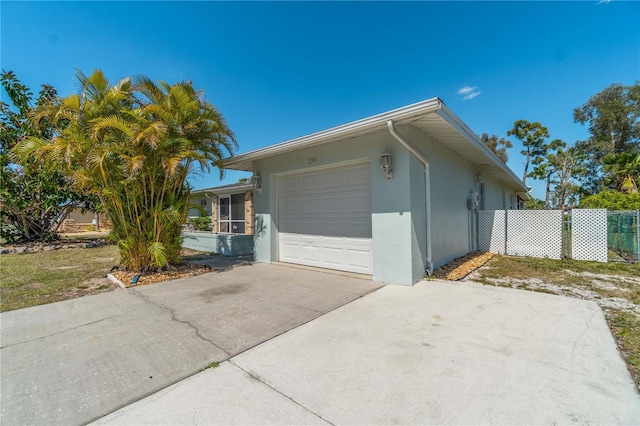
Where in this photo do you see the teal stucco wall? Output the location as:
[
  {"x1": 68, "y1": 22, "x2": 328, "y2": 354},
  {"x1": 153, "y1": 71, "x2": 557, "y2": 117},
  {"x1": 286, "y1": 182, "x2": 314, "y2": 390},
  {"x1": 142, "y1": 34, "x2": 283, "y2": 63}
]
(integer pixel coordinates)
[
  {"x1": 251, "y1": 124, "x2": 522, "y2": 285},
  {"x1": 181, "y1": 232, "x2": 254, "y2": 256}
]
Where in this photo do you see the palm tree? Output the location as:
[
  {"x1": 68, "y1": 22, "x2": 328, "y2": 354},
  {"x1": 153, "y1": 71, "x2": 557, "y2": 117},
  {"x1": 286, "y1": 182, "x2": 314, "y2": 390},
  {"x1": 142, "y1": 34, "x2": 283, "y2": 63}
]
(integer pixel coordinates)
[
  {"x1": 16, "y1": 69, "x2": 236, "y2": 271},
  {"x1": 602, "y1": 152, "x2": 640, "y2": 193}
]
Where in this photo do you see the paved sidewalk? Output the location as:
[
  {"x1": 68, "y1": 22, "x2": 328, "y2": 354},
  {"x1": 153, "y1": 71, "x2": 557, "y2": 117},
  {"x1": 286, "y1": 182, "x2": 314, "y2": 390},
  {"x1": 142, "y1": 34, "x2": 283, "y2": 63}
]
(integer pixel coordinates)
[
  {"x1": 96, "y1": 280, "x2": 640, "y2": 425},
  {"x1": 0, "y1": 263, "x2": 381, "y2": 425}
]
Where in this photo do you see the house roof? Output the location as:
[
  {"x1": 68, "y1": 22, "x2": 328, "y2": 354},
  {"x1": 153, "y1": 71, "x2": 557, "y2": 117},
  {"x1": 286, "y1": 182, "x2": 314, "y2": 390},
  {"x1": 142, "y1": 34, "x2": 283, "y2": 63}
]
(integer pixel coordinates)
[
  {"x1": 191, "y1": 181, "x2": 252, "y2": 195},
  {"x1": 224, "y1": 97, "x2": 528, "y2": 193}
]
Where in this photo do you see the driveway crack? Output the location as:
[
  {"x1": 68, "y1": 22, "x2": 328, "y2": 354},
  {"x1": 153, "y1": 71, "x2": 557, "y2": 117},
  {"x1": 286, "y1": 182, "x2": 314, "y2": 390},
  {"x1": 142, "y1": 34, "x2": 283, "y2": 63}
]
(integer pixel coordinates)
[
  {"x1": 229, "y1": 360, "x2": 334, "y2": 425},
  {"x1": 127, "y1": 289, "x2": 230, "y2": 358}
]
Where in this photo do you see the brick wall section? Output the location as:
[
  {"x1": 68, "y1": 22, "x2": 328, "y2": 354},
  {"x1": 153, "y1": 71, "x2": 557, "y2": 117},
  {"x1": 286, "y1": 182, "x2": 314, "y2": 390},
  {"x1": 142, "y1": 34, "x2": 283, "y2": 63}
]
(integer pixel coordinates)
[
  {"x1": 244, "y1": 190, "x2": 254, "y2": 235},
  {"x1": 211, "y1": 196, "x2": 218, "y2": 233}
]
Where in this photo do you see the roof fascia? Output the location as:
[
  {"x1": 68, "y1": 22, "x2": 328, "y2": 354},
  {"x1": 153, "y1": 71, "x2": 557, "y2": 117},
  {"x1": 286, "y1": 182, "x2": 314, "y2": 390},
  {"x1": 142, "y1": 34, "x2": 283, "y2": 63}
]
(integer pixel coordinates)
[
  {"x1": 224, "y1": 97, "x2": 442, "y2": 168},
  {"x1": 191, "y1": 183, "x2": 252, "y2": 195}
]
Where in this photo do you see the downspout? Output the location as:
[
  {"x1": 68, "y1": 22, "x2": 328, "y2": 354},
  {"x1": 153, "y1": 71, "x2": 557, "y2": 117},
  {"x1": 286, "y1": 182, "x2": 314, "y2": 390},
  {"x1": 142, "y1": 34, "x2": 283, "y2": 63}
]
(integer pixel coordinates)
[{"x1": 387, "y1": 120, "x2": 433, "y2": 276}]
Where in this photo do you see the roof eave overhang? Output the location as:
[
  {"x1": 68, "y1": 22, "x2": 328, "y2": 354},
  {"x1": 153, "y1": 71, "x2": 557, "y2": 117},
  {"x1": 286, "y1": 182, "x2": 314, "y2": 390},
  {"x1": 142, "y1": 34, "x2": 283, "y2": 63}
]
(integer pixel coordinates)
[
  {"x1": 223, "y1": 97, "x2": 528, "y2": 194},
  {"x1": 191, "y1": 183, "x2": 253, "y2": 195},
  {"x1": 434, "y1": 105, "x2": 529, "y2": 193},
  {"x1": 223, "y1": 97, "x2": 442, "y2": 171}
]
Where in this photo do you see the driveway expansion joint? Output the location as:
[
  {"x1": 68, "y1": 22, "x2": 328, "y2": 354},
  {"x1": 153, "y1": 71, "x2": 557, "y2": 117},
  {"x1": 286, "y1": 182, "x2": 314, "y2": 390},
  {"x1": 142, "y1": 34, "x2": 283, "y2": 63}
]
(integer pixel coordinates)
[
  {"x1": 127, "y1": 288, "x2": 231, "y2": 358},
  {"x1": 0, "y1": 310, "x2": 137, "y2": 349},
  {"x1": 228, "y1": 360, "x2": 334, "y2": 425}
]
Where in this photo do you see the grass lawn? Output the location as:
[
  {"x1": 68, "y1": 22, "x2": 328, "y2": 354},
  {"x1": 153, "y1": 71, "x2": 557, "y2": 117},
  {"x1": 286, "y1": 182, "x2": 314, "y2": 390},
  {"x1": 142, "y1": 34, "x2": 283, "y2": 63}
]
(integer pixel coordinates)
[
  {"x1": 0, "y1": 245, "x2": 119, "y2": 312},
  {"x1": 471, "y1": 255, "x2": 640, "y2": 389}
]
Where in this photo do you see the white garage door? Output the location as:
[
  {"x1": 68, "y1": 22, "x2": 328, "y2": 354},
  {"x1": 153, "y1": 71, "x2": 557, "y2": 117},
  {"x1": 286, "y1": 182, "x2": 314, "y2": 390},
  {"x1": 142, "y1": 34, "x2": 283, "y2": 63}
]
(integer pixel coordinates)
[{"x1": 278, "y1": 162, "x2": 372, "y2": 274}]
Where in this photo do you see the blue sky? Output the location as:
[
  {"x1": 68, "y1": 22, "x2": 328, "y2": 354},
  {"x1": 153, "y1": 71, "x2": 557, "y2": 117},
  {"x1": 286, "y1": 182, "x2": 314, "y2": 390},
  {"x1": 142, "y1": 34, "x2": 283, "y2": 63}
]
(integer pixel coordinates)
[{"x1": 2, "y1": 1, "x2": 639, "y2": 199}]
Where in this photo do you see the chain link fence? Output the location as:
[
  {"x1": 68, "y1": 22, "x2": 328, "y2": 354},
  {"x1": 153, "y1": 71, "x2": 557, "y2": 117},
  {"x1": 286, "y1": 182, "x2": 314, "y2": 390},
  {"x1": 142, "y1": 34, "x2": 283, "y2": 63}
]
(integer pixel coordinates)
[{"x1": 607, "y1": 210, "x2": 640, "y2": 262}]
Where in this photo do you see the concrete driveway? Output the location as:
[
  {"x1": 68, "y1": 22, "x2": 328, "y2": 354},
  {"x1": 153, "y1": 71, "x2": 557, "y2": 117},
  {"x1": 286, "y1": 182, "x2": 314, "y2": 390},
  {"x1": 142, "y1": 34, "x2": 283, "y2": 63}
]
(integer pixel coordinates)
[
  {"x1": 0, "y1": 263, "x2": 382, "y2": 425},
  {"x1": 96, "y1": 280, "x2": 639, "y2": 425}
]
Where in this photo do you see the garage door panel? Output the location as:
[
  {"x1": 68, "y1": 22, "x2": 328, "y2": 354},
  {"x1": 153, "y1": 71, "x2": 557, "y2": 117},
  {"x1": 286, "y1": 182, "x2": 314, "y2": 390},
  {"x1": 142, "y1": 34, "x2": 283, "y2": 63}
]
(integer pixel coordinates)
[
  {"x1": 323, "y1": 247, "x2": 343, "y2": 266},
  {"x1": 283, "y1": 199, "x2": 298, "y2": 214},
  {"x1": 322, "y1": 196, "x2": 343, "y2": 213},
  {"x1": 278, "y1": 162, "x2": 372, "y2": 275},
  {"x1": 302, "y1": 246, "x2": 320, "y2": 262},
  {"x1": 301, "y1": 198, "x2": 320, "y2": 214},
  {"x1": 323, "y1": 222, "x2": 344, "y2": 237},
  {"x1": 282, "y1": 176, "x2": 299, "y2": 192},
  {"x1": 301, "y1": 174, "x2": 320, "y2": 191},
  {"x1": 322, "y1": 171, "x2": 342, "y2": 188},
  {"x1": 281, "y1": 242, "x2": 301, "y2": 261},
  {"x1": 347, "y1": 249, "x2": 370, "y2": 270},
  {"x1": 301, "y1": 222, "x2": 321, "y2": 235}
]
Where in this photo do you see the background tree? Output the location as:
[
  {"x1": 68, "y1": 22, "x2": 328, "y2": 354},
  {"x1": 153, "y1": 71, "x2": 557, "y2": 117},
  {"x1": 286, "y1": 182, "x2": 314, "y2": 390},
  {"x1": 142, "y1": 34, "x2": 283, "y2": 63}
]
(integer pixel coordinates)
[
  {"x1": 507, "y1": 120, "x2": 550, "y2": 185},
  {"x1": 528, "y1": 138, "x2": 565, "y2": 208},
  {"x1": 0, "y1": 70, "x2": 93, "y2": 243},
  {"x1": 480, "y1": 133, "x2": 512, "y2": 163},
  {"x1": 573, "y1": 82, "x2": 640, "y2": 193},
  {"x1": 602, "y1": 152, "x2": 640, "y2": 193},
  {"x1": 524, "y1": 197, "x2": 545, "y2": 210},
  {"x1": 550, "y1": 146, "x2": 584, "y2": 210},
  {"x1": 17, "y1": 70, "x2": 236, "y2": 272}
]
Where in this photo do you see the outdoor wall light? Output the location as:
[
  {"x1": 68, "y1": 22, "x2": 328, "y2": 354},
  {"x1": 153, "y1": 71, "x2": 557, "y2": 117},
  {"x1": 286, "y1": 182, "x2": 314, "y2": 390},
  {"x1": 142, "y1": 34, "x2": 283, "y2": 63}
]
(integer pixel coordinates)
[
  {"x1": 251, "y1": 175, "x2": 262, "y2": 193},
  {"x1": 379, "y1": 153, "x2": 393, "y2": 181}
]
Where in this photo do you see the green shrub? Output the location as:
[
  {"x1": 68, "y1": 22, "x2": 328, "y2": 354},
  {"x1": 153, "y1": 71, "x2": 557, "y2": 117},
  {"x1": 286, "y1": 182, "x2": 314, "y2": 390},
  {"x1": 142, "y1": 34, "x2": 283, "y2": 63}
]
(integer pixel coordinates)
[
  {"x1": 189, "y1": 217, "x2": 212, "y2": 231},
  {"x1": 580, "y1": 190, "x2": 640, "y2": 210}
]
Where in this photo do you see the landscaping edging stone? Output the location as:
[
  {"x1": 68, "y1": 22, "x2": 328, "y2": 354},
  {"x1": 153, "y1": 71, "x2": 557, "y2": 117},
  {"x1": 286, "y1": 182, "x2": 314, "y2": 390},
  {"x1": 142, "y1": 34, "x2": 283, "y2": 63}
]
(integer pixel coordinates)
[
  {"x1": 106, "y1": 274, "x2": 127, "y2": 289},
  {"x1": 0, "y1": 239, "x2": 108, "y2": 254}
]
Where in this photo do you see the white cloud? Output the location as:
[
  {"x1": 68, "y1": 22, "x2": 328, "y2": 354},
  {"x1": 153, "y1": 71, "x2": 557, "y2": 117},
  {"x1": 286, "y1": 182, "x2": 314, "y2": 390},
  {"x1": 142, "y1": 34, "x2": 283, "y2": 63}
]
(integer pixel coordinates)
[
  {"x1": 457, "y1": 86, "x2": 477, "y2": 95},
  {"x1": 597, "y1": 0, "x2": 611, "y2": 4},
  {"x1": 463, "y1": 91, "x2": 482, "y2": 100},
  {"x1": 457, "y1": 86, "x2": 482, "y2": 100}
]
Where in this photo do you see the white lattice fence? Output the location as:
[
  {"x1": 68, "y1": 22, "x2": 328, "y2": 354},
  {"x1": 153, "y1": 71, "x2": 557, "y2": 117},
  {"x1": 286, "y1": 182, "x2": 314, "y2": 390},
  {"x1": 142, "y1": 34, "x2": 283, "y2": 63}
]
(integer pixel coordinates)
[
  {"x1": 506, "y1": 210, "x2": 563, "y2": 259},
  {"x1": 572, "y1": 209, "x2": 607, "y2": 262},
  {"x1": 478, "y1": 209, "x2": 608, "y2": 262},
  {"x1": 478, "y1": 210, "x2": 506, "y2": 254}
]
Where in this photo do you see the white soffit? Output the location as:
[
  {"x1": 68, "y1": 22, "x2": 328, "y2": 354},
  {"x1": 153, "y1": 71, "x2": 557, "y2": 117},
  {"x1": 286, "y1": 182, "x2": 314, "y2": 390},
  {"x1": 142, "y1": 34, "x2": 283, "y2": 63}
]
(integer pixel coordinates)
[{"x1": 224, "y1": 98, "x2": 527, "y2": 192}]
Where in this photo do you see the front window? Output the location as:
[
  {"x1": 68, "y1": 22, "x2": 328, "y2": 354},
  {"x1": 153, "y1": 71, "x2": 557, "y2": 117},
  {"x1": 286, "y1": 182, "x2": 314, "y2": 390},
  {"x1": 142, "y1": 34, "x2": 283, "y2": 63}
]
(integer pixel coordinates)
[{"x1": 218, "y1": 194, "x2": 245, "y2": 234}]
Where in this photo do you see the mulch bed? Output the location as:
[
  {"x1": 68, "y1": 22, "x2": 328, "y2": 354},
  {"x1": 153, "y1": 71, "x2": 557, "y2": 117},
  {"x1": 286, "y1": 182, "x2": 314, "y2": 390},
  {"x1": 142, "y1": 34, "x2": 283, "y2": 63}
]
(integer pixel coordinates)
[
  {"x1": 111, "y1": 263, "x2": 212, "y2": 288},
  {"x1": 432, "y1": 251, "x2": 495, "y2": 281}
]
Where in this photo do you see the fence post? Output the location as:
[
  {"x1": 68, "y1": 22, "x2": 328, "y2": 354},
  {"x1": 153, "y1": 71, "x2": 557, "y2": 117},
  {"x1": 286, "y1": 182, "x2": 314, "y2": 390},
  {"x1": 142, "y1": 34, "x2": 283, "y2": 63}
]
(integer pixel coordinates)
[
  {"x1": 504, "y1": 209, "x2": 508, "y2": 255},
  {"x1": 561, "y1": 211, "x2": 564, "y2": 258},
  {"x1": 636, "y1": 210, "x2": 640, "y2": 261}
]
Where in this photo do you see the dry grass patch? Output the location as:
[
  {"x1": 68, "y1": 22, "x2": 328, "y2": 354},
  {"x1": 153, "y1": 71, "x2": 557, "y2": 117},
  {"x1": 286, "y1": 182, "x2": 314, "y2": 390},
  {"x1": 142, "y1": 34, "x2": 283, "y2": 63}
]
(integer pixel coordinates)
[{"x1": 1, "y1": 245, "x2": 119, "y2": 312}]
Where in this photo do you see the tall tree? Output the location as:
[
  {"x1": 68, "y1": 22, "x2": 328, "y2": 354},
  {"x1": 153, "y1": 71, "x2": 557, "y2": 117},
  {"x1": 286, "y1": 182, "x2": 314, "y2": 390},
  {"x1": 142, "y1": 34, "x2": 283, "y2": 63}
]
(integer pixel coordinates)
[
  {"x1": 507, "y1": 120, "x2": 550, "y2": 185},
  {"x1": 551, "y1": 146, "x2": 584, "y2": 210},
  {"x1": 528, "y1": 139, "x2": 565, "y2": 208},
  {"x1": 480, "y1": 133, "x2": 512, "y2": 163},
  {"x1": 573, "y1": 82, "x2": 640, "y2": 193},
  {"x1": 0, "y1": 70, "x2": 92, "y2": 243},
  {"x1": 16, "y1": 70, "x2": 236, "y2": 272}
]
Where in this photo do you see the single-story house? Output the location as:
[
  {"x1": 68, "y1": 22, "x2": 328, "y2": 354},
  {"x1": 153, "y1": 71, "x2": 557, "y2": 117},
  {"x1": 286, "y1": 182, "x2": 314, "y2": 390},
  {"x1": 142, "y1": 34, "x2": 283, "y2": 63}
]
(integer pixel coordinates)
[
  {"x1": 183, "y1": 182, "x2": 255, "y2": 255},
  {"x1": 188, "y1": 181, "x2": 254, "y2": 234},
  {"x1": 224, "y1": 97, "x2": 528, "y2": 285},
  {"x1": 59, "y1": 207, "x2": 109, "y2": 232}
]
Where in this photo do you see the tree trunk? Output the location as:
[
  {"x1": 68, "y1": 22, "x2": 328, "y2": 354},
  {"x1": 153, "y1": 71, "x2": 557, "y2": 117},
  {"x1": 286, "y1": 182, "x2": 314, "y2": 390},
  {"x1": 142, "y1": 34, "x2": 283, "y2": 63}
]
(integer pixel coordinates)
[{"x1": 545, "y1": 174, "x2": 552, "y2": 209}]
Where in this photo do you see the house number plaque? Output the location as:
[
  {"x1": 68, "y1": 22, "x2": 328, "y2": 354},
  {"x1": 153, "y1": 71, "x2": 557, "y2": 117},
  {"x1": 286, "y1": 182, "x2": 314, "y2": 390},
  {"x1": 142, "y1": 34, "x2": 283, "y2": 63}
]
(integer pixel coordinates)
[{"x1": 308, "y1": 157, "x2": 316, "y2": 165}]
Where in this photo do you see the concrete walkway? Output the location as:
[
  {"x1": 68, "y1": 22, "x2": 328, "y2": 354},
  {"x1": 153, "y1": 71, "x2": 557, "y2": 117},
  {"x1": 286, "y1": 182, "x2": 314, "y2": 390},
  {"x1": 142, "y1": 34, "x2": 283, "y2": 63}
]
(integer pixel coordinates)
[
  {"x1": 96, "y1": 280, "x2": 639, "y2": 425},
  {"x1": 0, "y1": 263, "x2": 381, "y2": 425}
]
